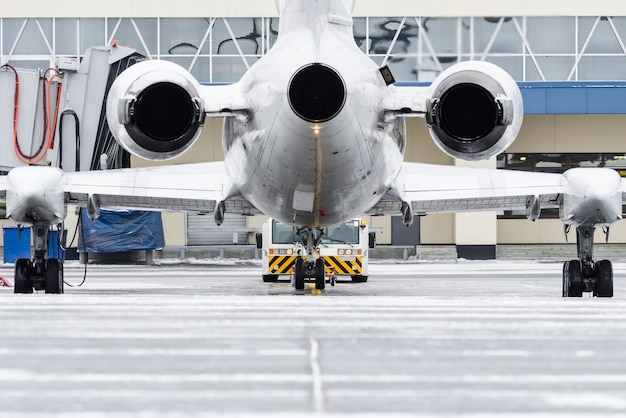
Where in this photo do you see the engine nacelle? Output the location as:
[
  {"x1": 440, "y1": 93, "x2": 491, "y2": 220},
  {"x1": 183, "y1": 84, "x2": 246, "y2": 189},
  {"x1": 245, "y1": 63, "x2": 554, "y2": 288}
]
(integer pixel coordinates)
[
  {"x1": 426, "y1": 61, "x2": 523, "y2": 161},
  {"x1": 106, "y1": 60, "x2": 205, "y2": 161}
]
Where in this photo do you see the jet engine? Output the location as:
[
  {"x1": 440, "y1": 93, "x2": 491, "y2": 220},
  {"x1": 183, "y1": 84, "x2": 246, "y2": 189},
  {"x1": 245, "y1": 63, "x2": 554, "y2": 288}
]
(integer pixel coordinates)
[
  {"x1": 106, "y1": 60, "x2": 205, "y2": 161},
  {"x1": 426, "y1": 61, "x2": 523, "y2": 161}
]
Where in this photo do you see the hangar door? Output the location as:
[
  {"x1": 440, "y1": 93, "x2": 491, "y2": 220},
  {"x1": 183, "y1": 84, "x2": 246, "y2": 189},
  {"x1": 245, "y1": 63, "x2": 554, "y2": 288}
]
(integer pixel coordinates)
[{"x1": 186, "y1": 213, "x2": 249, "y2": 245}]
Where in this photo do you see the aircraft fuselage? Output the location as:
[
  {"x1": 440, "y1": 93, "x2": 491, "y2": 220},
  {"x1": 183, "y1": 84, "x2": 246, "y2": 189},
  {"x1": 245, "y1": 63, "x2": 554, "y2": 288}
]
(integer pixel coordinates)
[{"x1": 222, "y1": 14, "x2": 404, "y2": 228}]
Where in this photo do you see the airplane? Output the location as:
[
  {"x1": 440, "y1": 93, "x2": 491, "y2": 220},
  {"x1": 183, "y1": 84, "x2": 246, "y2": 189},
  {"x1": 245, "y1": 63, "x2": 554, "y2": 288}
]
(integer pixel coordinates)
[{"x1": 0, "y1": 0, "x2": 623, "y2": 297}]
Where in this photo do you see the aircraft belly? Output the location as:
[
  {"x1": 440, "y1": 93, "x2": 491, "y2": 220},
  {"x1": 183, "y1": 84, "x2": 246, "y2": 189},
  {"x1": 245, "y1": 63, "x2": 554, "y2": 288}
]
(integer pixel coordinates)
[{"x1": 239, "y1": 110, "x2": 396, "y2": 227}]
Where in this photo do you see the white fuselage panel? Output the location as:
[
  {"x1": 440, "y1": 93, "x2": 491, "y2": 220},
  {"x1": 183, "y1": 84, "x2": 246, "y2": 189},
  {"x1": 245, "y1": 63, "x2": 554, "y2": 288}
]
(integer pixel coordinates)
[{"x1": 221, "y1": 17, "x2": 403, "y2": 228}]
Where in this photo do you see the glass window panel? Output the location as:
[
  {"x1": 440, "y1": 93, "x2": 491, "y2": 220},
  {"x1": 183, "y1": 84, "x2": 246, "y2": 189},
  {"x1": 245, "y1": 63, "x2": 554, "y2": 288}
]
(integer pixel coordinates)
[
  {"x1": 526, "y1": 17, "x2": 574, "y2": 54},
  {"x1": 212, "y1": 56, "x2": 258, "y2": 83},
  {"x1": 2, "y1": 19, "x2": 23, "y2": 53},
  {"x1": 268, "y1": 17, "x2": 280, "y2": 50},
  {"x1": 578, "y1": 56, "x2": 626, "y2": 80},
  {"x1": 609, "y1": 17, "x2": 626, "y2": 51},
  {"x1": 133, "y1": 19, "x2": 157, "y2": 55},
  {"x1": 496, "y1": 153, "x2": 506, "y2": 169},
  {"x1": 353, "y1": 17, "x2": 367, "y2": 52},
  {"x1": 605, "y1": 154, "x2": 626, "y2": 168},
  {"x1": 570, "y1": 153, "x2": 603, "y2": 167},
  {"x1": 535, "y1": 154, "x2": 563, "y2": 169},
  {"x1": 419, "y1": 17, "x2": 457, "y2": 57},
  {"x1": 214, "y1": 18, "x2": 263, "y2": 56},
  {"x1": 5, "y1": 60, "x2": 51, "y2": 70},
  {"x1": 579, "y1": 17, "x2": 623, "y2": 54},
  {"x1": 532, "y1": 56, "x2": 576, "y2": 81},
  {"x1": 367, "y1": 17, "x2": 406, "y2": 55},
  {"x1": 108, "y1": 18, "x2": 156, "y2": 56},
  {"x1": 369, "y1": 17, "x2": 402, "y2": 55},
  {"x1": 386, "y1": 56, "x2": 418, "y2": 82},
  {"x1": 485, "y1": 56, "x2": 523, "y2": 80},
  {"x1": 414, "y1": 57, "x2": 441, "y2": 82},
  {"x1": 189, "y1": 57, "x2": 211, "y2": 83},
  {"x1": 161, "y1": 18, "x2": 212, "y2": 56},
  {"x1": 474, "y1": 17, "x2": 521, "y2": 55},
  {"x1": 55, "y1": 18, "x2": 78, "y2": 55},
  {"x1": 13, "y1": 19, "x2": 51, "y2": 55},
  {"x1": 459, "y1": 18, "x2": 472, "y2": 56},
  {"x1": 211, "y1": 18, "x2": 262, "y2": 55},
  {"x1": 506, "y1": 153, "x2": 533, "y2": 168},
  {"x1": 79, "y1": 18, "x2": 105, "y2": 53}
]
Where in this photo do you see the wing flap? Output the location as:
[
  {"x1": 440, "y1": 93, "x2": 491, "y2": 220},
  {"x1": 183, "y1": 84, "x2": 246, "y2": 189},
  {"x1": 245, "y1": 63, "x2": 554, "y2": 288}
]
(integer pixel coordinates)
[
  {"x1": 63, "y1": 162, "x2": 259, "y2": 215},
  {"x1": 369, "y1": 163, "x2": 563, "y2": 216}
]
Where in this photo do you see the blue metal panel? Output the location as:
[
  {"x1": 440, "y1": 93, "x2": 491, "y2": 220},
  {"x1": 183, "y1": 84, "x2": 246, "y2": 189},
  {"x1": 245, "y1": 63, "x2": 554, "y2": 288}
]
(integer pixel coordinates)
[
  {"x1": 398, "y1": 81, "x2": 626, "y2": 115},
  {"x1": 519, "y1": 82, "x2": 626, "y2": 114},
  {"x1": 587, "y1": 87, "x2": 626, "y2": 113},
  {"x1": 547, "y1": 87, "x2": 587, "y2": 114},
  {"x1": 520, "y1": 86, "x2": 547, "y2": 114}
]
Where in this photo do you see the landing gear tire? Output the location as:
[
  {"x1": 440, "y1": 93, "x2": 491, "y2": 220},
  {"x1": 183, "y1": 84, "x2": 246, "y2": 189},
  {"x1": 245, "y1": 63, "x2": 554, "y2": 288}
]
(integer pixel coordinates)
[
  {"x1": 351, "y1": 275, "x2": 368, "y2": 283},
  {"x1": 315, "y1": 258, "x2": 325, "y2": 290},
  {"x1": 45, "y1": 259, "x2": 64, "y2": 294},
  {"x1": 262, "y1": 274, "x2": 279, "y2": 283},
  {"x1": 563, "y1": 260, "x2": 583, "y2": 297},
  {"x1": 14, "y1": 259, "x2": 33, "y2": 294},
  {"x1": 594, "y1": 260, "x2": 613, "y2": 298},
  {"x1": 295, "y1": 257, "x2": 305, "y2": 290}
]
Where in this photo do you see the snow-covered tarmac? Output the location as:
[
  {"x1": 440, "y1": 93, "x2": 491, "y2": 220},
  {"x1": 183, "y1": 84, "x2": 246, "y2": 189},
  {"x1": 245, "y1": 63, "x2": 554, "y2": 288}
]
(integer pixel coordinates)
[{"x1": 1, "y1": 259, "x2": 626, "y2": 417}]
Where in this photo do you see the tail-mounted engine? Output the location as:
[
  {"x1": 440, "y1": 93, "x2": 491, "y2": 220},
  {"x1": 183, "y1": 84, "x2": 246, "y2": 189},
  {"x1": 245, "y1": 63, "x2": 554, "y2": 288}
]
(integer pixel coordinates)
[
  {"x1": 426, "y1": 61, "x2": 523, "y2": 161},
  {"x1": 106, "y1": 60, "x2": 205, "y2": 161}
]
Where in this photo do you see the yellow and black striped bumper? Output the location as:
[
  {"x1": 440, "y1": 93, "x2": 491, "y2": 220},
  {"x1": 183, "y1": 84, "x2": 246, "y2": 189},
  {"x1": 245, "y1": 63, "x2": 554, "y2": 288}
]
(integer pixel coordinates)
[
  {"x1": 267, "y1": 255, "x2": 362, "y2": 276},
  {"x1": 268, "y1": 255, "x2": 297, "y2": 274}
]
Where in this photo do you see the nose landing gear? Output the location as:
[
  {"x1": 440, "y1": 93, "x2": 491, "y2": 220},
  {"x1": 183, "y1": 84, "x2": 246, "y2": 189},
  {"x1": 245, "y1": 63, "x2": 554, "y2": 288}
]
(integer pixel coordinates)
[{"x1": 292, "y1": 227, "x2": 326, "y2": 291}]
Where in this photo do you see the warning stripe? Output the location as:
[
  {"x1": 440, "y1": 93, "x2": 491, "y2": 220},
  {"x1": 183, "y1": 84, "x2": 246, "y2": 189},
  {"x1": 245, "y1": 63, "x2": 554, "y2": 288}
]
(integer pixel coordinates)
[
  {"x1": 268, "y1": 255, "x2": 363, "y2": 276},
  {"x1": 268, "y1": 256, "x2": 296, "y2": 274},
  {"x1": 324, "y1": 256, "x2": 362, "y2": 275}
]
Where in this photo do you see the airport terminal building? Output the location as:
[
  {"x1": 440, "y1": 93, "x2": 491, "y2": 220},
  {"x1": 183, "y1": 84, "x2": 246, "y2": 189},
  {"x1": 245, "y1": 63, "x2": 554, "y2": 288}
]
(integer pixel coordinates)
[{"x1": 3, "y1": 0, "x2": 626, "y2": 258}]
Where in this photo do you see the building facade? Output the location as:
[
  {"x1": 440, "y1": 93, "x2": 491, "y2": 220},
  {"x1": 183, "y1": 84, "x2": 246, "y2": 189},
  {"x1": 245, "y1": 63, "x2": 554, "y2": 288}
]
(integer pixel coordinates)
[{"x1": 3, "y1": 0, "x2": 626, "y2": 251}]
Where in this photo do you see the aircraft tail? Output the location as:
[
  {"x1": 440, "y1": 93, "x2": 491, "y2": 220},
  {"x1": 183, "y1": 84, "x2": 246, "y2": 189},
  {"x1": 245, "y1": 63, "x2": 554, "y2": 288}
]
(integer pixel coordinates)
[{"x1": 275, "y1": 0, "x2": 356, "y2": 37}]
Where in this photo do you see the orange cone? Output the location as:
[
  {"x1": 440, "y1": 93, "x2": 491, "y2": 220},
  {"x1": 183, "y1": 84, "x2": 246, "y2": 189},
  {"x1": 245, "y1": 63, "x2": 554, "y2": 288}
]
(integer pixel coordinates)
[{"x1": 0, "y1": 277, "x2": 12, "y2": 287}]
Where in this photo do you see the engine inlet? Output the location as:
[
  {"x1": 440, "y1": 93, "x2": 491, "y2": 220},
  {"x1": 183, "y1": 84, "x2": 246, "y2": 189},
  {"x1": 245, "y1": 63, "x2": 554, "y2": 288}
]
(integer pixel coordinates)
[{"x1": 288, "y1": 63, "x2": 346, "y2": 123}]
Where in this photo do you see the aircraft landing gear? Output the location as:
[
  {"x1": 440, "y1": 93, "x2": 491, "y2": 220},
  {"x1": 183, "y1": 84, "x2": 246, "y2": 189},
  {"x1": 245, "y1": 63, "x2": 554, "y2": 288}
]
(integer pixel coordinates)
[
  {"x1": 292, "y1": 227, "x2": 326, "y2": 291},
  {"x1": 562, "y1": 225, "x2": 613, "y2": 298},
  {"x1": 13, "y1": 225, "x2": 64, "y2": 294},
  {"x1": 293, "y1": 256, "x2": 326, "y2": 291}
]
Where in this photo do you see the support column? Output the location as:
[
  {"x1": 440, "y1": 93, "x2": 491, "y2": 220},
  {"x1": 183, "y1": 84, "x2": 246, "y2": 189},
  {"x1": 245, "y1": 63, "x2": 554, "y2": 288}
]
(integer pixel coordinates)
[{"x1": 453, "y1": 158, "x2": 498, "y2": 260}]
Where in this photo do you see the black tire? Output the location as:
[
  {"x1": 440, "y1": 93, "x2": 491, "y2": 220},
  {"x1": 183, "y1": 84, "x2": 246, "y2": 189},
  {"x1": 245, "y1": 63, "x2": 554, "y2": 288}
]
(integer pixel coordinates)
[
  {"x1": 14, "y1": 259, "x2": 32, "y2": 294},
  {"x1": 315, "y1": 258, "x2": 325, "y2": 290},
  {"x1": 595, "y1": 260, "x2": 613, "y2": 298},
  {"x1": 351, "y1": 275, "x2": 368, "y2": 283},
  {"x1": 295, "y1": 257, "x2": 305, "y2": 290},
  {"x1": 563, "y1": 260, "x2": 583, "y2": 297},
  {"x1": 262, "y1": 274, "x2": 279, "y2": 282},
  {"x1": 45, "y1": 259, "x2": 64, "y2": 294}
]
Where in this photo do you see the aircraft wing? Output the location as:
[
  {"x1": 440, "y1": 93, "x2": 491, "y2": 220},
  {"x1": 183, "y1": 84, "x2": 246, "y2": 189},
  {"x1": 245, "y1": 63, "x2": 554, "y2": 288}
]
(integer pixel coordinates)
[
  {"x1": 62, "y1": 162, "x2": 259, "y2": 215},
  {"x1": 370, "y1": 163, "x2": 563, "y2": 216}
]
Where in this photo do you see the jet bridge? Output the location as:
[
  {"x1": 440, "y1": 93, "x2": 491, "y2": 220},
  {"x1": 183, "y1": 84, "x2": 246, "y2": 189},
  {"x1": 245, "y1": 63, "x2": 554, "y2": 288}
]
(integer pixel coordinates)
[
  {"x1": 0, "y1": 45, "x2": 143, "y2": 173},
  {"x1": 1, "y1": 46, "x2": 166, "y2": 293}
]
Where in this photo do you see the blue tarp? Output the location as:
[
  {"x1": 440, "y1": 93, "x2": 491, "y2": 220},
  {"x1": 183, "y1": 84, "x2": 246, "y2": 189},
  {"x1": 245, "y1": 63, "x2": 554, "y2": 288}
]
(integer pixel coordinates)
[{"x1": 78, "y1": 209, "x2": 164, "y2": 253}]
